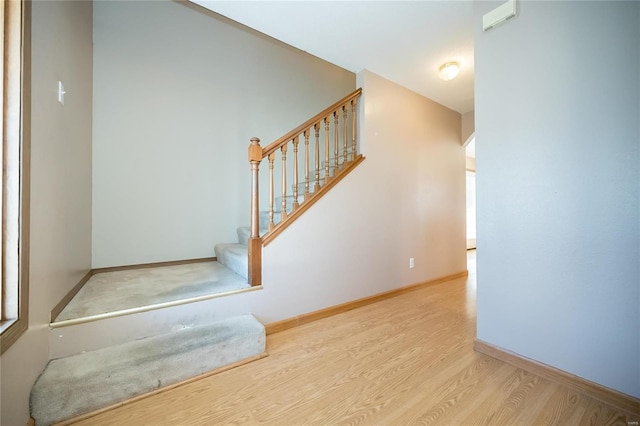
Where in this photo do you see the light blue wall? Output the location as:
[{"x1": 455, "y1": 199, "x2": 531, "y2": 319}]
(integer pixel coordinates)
[{"x1": 475, "y1": 1, "x2": 640, "y2": 397}]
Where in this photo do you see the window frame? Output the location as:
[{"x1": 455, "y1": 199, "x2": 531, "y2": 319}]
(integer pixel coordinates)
[{"x1": 1, "y1": 0, "x2": 31, "y2": 355}]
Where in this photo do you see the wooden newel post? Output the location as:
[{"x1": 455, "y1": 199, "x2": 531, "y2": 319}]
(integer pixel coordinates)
[{"x1": 248, "y1": 137, "x2": 262, "y2": 286}]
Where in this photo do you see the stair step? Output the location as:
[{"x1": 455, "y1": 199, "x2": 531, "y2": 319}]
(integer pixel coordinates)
[
  {"x1": 236, "y1": 226, "x2": 269, "y2": 245},
  {"x1": 53, "y1": 261, "x2": 250, "y2": 325},
  {"x1": 49, "y1": 288, "x2": 263, "y2": 359},
  {"x1": 259, "y1": 211, "x2": 282, "y2": 230},
  {"x1": 237, "y1": 226, "x2": 251, "y2": 246},
  {"x1": 31, "y1": 314, "x2": 266, "y2": 426},
  {"x1": 274, "y1": 194, "x2": 305, "y2": 212},
  {"x1": 297, "y1": 156, "x2": 349, "y2": 187},
  {"x1": 214, "y1": 243, "x2": 248, "y2": 280}
]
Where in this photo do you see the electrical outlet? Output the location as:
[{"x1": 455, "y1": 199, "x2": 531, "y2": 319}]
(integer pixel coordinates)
[{"x1": 409, "y1": 258, "x2": 415, "y2": 269}]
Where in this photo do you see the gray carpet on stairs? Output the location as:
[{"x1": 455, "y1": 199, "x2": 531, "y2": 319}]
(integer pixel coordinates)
[
  {"x1": 216, "y1": 226, "x2": 272, "y2": 280},
  {"x1": 214, "y1": 243, "x2": 249, "y2": 280},
  {"x1": 237, "y1": 226, "x2": 251, "y2": 246},
  {"x1": 56, "y1": 262, "x2": 250, "y2": 322},
  {"x1": 30, "y1": 314, "x2": 266, "y2": 426}
]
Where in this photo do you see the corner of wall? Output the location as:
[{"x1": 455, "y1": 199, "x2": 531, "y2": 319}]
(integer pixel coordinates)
[{"x1": 461, "y1": 110, "x2": 475, "y2": 146}]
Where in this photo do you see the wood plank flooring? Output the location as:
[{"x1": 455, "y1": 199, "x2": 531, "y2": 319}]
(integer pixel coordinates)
[{"x1": 73, "y1": 254, "x2": 636, "y2": 425}]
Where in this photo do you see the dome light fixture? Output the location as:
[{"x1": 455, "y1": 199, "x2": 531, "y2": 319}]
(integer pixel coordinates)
[{"x1": 438, "y1": 62, "x2": 460, "y2": 81}]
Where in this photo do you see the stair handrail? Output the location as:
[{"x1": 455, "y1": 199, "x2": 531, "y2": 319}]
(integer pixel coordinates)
[
  {"x1": 260, "y1": 88, "x2": 362, "y2": 159},
  {"x1": 247, "y1": 88, "x2": 364, "y2": 286}
]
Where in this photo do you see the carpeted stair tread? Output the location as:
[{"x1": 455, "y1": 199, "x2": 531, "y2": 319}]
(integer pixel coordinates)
[
  {"x1": 30, "y1": 314, "x2": 266, "y2": 426},
  {"x1": 236, "y1": 227, "x2": 268, "y2": 246},
  {"x1": 274, "y1": 194, "x2": 305, "y2": 212},
  {"x1": 214, "y1": 243, "x2": 248, "y2": 280},
  {"x1": 259, "y1": 211, "x2": 283, "y2": 230}
]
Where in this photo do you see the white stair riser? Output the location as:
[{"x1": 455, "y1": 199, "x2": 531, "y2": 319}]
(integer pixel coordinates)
[{"x1": 49, "y1": 289, "x2": 258, "y2": 359}]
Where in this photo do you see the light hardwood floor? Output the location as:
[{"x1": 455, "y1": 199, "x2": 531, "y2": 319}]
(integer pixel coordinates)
[{"x1": 75, "y1": 251, "x2": 636, "y2": 425}]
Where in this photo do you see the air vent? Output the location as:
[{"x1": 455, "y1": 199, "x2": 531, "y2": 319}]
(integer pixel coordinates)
[{"x1": 483, "y1": 0, "x2": 517, "y2": 32}]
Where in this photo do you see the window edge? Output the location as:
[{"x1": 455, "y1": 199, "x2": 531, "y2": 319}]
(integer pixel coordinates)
[{"x1": 1, "y1": 0, "x2": 31, "y2": 355}]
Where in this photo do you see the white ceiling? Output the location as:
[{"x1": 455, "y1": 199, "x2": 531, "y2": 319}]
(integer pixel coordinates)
[{"x1": 192, "y1": 1, "x2": 475, "y2": 114}]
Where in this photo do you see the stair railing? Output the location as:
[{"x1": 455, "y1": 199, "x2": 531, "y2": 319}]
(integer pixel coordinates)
[{"x1": 247, "y1": 88, "x2": 364, "y2": 285}]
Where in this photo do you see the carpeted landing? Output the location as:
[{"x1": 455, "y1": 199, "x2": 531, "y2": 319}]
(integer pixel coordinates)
[
  {"x1": 56, "y1": 261, "x2": 250, "y2": 322},
  {"x1": 30, "y1": 314, "x2": 266, "y2": 426}
]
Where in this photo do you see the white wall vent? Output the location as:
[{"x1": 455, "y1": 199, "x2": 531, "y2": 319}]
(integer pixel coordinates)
[{"x1": 483, "y1": 0, "x2": 517, "y2": 32}]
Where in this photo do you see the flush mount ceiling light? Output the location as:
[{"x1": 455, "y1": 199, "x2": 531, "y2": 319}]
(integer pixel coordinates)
[{"x1": 438, "y1": 62, "x2": 460, "y2": 81}]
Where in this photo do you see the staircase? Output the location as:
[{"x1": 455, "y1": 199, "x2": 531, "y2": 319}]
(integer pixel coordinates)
[
  {"x1": 30, "y1": 257, "x2": 267, "y2": 425},
  {"x1": 29, "y1": 88, "x2": 364, "y2": 425},
  {"x1": 213, "y1": 193, "x2": 304, "y2": 280},
  {"x1": 214, "y1": 156, "x2": 352, "y2": 280},
  {"x1": 245, "y1": 88, "x2": 364, "y2": 285}
]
